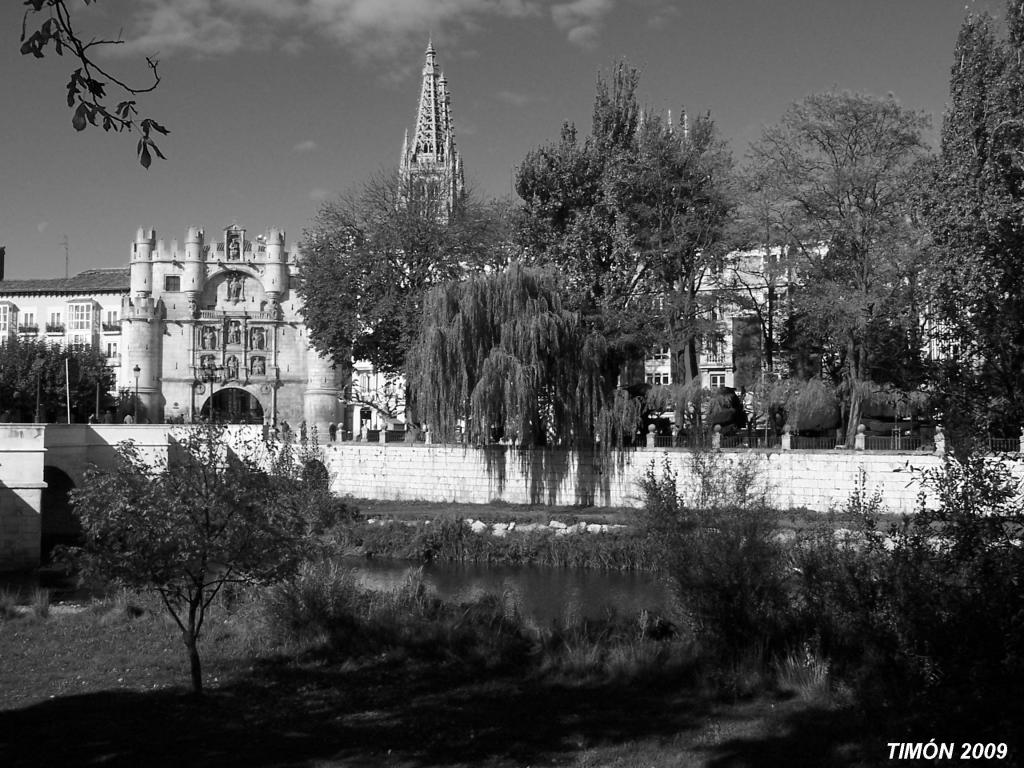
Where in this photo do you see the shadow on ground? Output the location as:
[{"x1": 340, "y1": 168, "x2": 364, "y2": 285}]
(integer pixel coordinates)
[{"x1": 0, "y1": 659, "x2": 881, "y2": 768}]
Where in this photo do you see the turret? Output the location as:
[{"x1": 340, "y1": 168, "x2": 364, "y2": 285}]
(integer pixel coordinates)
[
  {"x1": 304, "y1": 350, "x2": 340, "y2": 440},
  {"x1": 183, "y1": 226, "x2": 205, "y2": 304},
  {"x1": 130, "y1": 227, "x2": 154, "y2": 297},
  {"x1": 263, "y1": 229, "x2": 287, "y2": 315},
  {"x1": 124, "y1": 227, "x2": 163, "y2": 422}
]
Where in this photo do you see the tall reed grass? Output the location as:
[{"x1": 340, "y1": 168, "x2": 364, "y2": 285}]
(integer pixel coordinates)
[
  {"x1": 349, "y1": 518, "x2": 651, "y2": 571},
  {"x1": 260, "y1": 558, "x2": 688, "y2": 681}
]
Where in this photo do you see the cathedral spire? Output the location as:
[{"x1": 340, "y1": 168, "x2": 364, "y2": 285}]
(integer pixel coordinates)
[{"x1": 400, "y1": 40, "x2": 465, "y2": 219}]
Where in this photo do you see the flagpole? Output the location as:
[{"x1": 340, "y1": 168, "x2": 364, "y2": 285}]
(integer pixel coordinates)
[{"x1": 65, "y1": 356, "x2": 71, "y2": 424}]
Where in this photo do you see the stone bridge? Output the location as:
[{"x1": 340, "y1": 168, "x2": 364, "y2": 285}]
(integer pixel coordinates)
[{"x1": 0, "y1": 424, "x2": 176, "y2": 571}]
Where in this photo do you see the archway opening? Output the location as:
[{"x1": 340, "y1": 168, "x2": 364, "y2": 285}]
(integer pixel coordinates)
[
  {"x1": 41, "y1": 466, "x2": 79, "y2": 560},
  {"x1": 200, "y1": 387, "x2": 264, "y2": 424}
]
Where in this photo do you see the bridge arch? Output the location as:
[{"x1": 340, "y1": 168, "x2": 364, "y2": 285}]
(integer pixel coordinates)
[{"x1": 41, "y1": 465, "x2": 79, "y2": 558}]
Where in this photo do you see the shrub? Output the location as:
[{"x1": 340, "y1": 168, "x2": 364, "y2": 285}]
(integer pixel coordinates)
[
  {"x1": 0, "y1": 587, "x2": 20, "y2": 620},
  {"x1": 639, "y1": 457, "x2": 793, "y2": 659},
  {"x1": 263, "y1": 559, "x2": 531, "y2": 668}
]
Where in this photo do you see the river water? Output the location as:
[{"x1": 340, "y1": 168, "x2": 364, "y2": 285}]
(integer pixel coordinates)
[
  {"x1": 3, "y1": 560, "x2": 673, "y2": 625},
  {"x1": 346, "y1": 558, "x2": 673, "y2": 624}
]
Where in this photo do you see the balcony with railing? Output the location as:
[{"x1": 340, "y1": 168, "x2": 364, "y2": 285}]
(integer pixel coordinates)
[
  {"x1": 17, "y1": 324, "x2": 39, "y2": 334},
  {"x1": 102, "y1": 322, "x2": 121, "y2": 333},
  {"x1": 198, "y1": 309, "x2": 277, "y2": 321},
  {"x1": 45, "y1": 323, "x2": 65, "y2": 334}
]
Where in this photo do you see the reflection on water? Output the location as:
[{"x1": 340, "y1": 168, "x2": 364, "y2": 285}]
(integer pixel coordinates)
[{"x1": 346, "y1": 558, "x2": 672, "y2": 624}]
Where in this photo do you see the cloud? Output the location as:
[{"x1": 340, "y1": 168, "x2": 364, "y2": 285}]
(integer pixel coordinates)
[
  {"x1": 105, "y1": 0, "x2": 541, "y2": 61},
  {"x1": 292, "y1": 139, "x2": 318, "y2": 152},
  {"x1": 111, "y1": 0, "x2": 243, "y2": 57},
  {"x1": 104, "y1": 0, "x2": 622, "y2": 61},
  {"x1": 551, "y1": 0, "x2": 615, "y2": 48}
]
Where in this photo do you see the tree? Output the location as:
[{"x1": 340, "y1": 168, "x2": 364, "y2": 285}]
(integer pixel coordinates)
[
  {"x1": 613, "y1": 111, "x2": 734, "y2": 399},
  {"x1": 515, "y1": 62, "x2": 735, "y2": 427},
  {"x1": 69, "y1": 425, "x2": 337, "y2": 694},
  {"x1": 920, "y1": 5, "x2": 1024, "y2": 436},
  {"x1": 748, "y1": 92, "x2": 930, "y2": 443},
  {"x1": 0, "y1": 337, "x2": 115, "y2": 422},
  {"x1": 20, "y1": 0, "x2": 167, "y2": 167},
  {"x1": 298, "y1": 171, "x2": 508, "y2": 380},
  {"x1": 408, "y1": 263, "x2": 642, "y2": 446}
]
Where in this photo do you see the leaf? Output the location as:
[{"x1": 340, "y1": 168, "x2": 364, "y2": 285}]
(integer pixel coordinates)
[
  {"x1": 72, "y1": 102, "x2": 88, "y2": 132},
  {"x1": 139, "y1": 142, "x2": 152, "y2": 169}
]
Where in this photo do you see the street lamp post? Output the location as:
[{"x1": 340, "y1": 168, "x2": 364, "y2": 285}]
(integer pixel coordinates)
[
  {"x1": 34, "y1": 352, "x2": 45, "y2": 423},
  {"x1": 133, "y1": 364, "x2": 140, "y2": 424}
]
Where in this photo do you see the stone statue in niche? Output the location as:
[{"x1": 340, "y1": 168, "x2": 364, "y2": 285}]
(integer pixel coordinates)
[
  {"x1": 250, "y1": 356, "x2": 266, "y2": 376},
  {"x1": 227, "y1": 274, "x2": 243, "y2": 303},
  {"x1": 202, "y1": 326, "x2": 217, "y2": 350},
  {"x1": 227, "y1": 232, "x2": 241, "y2": 261},
  {"x1": 199, "y1": 354, "x2": 217, "y2": 377},
  {"x1": 228, "y1": 321, "x2": 242, "y2": 345},
  {"x1": 188, "y1": 297, "x2": 198, "y2": 317},
  {"x1": 250, "y1": 327, "x2": 266, "y2": 350},
  {"x1": 225, "y1": 355, "x2": 239, "y2": 381}
]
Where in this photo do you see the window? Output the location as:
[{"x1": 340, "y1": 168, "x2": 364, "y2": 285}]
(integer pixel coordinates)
[
  {"x1": 106, "y1": 341, "x2": 119, "y2": 358},
  {"x1": 47, "y1": 311, "x2": 64, "y2": 332},
  {"x1": 709, "y1": 372, "x2": 726, "y2": 390},
  {"x1": 68, "y1": 303, "x2": 93, "y2": 331},
  {"x1": 106, "y1": 309, "x2": 118, "y2": 324},
  {"x1": 21, "y1": 311, "x2": 35, "y2": 328},
  {"x1": 164, "y1": 275, "x2": 181, "y2": 292},
  {"x1": 0, "y1": 304, "x2": 12, "y2": 334},
  {"x1": 651, "y1": 345, "x2": 670, "y2": 362}
]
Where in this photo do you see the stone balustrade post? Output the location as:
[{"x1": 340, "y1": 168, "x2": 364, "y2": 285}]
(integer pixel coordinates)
[
  {"x1": 646, "y1": 423, "x2": 656, "y2": 449},
  {"x1": 1019, "y1": 426, "x2": 1024, "y2": 454},
  {"x1": 855, "y1": 424, "x2": 866, "y2": 451},
  {"x1": 781, "y1": 424, "x2": 792, "y2": 451},
  {"x1": 379, "y1": 428, "x2": 387, "y2": 445},
  {"x1": 712, "y1": 424, "x2": 721, "y2": 451},
  {"x1": 424, "y1": 424, "x2": 431, "y2": 445},
  {"x1": 934, "y1": 425, "x2": 946, "y2": 456}
]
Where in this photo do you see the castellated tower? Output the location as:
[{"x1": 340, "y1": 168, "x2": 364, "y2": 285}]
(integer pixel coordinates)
[
  {"x1": 120, "y1": 225, "x2": 340, "y2": 432},
  {"x1": 123, "y1": 228, "x2": 163, "y2": 423},
  {"x1": 399, "y1": 40, "x2": 465, "y2": 219}
]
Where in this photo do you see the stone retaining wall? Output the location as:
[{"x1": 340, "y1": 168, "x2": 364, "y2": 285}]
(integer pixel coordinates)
[{"x1": 325, "y1": 443, "x2": 953, "y2": 513}]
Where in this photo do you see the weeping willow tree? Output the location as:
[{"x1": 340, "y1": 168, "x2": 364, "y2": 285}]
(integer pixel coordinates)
[{"x1": 408, "y1": 263, "x2": 640, "y2": 446}]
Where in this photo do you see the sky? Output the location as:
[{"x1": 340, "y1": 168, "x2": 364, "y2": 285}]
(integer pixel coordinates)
[{"x1": 0, "y1": 0, "x2": 1009, "y2": 280}]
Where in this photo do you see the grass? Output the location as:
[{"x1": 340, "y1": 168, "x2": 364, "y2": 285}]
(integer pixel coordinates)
[{"x1": 0, "y1": 582, "x2": 888, "y2": 768}]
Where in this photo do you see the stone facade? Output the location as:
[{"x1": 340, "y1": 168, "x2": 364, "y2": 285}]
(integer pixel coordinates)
[
  {"x1": 124, "y1": 225, "x2": 341, "y2": 436},
  {"x1": 0, "y1": 227, "x2": 342, "y2": 436}
]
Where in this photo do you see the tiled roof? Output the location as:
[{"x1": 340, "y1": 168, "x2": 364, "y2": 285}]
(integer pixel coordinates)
[{"x1": 0, "y1": 268, "x2": 130, "y2": 296}]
